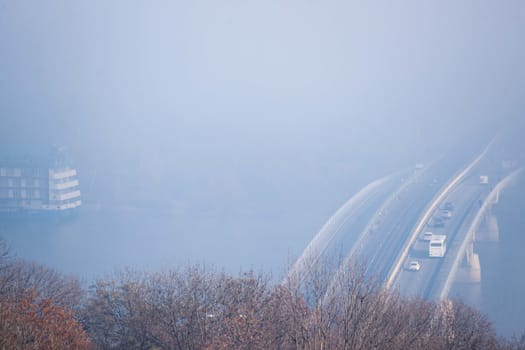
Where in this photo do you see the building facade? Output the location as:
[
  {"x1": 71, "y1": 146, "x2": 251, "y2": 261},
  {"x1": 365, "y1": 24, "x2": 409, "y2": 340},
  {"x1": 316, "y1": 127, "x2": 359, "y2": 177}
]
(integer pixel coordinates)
[{"x1": 0, "y1": 145, "x2": 81, "y2": 214}]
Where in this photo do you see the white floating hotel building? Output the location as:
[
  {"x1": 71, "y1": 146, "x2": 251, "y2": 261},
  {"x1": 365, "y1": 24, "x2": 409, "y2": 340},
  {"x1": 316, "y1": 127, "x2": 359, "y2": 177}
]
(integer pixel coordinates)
[{"x1": 0, "y1": 145, "x2": 81, "y2": 215}]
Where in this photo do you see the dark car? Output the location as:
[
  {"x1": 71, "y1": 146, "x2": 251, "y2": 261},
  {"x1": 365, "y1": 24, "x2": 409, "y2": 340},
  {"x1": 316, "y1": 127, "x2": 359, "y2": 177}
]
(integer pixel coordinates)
[{"x1": 442, "y1": 201, "x2": 454, "y2": 211}]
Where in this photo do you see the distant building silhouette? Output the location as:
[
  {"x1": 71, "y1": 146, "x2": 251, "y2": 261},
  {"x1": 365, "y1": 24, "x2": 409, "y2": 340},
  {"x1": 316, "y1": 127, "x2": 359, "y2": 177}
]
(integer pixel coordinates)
[{"x1": 0, "y1": 145, "x2": 81, "y2": 215}]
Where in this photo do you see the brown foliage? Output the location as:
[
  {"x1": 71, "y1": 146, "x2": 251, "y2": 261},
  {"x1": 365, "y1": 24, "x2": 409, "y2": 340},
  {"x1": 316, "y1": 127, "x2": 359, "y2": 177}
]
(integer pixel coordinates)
[
  {"x1": 0, "y1": 238, "x2": 92, "y2": 349},
  {"x1": 0, "y1": 289, "x2": 93, "y2": 350}
]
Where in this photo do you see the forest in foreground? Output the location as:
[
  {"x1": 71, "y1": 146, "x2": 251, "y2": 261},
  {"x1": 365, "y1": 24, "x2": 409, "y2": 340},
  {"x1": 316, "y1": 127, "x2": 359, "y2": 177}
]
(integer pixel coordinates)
[{"x1": 1, "y1": 239, "x2": 524, "y2": 350}]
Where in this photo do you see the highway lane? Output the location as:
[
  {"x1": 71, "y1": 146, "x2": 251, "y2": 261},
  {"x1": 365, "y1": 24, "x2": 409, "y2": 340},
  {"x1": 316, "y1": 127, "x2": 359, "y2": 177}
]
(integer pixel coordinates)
[
  {"x1": 318, "y1": 177, "x2": 400, "y2": 264},
  {"x1": 337, "y1": 150, "x2": 481, "y2": 283},
  {"x1": 393, "y1": 175, "x2": 490, "y2": 298},
  {"x1": 391, "y1": 141, "x2": 519, "y2": 300},
  {"x1": 384, "y1": 137, "x2": 500, "y2": 291},
  {"x1": 285, "y1": 171, "x2": 406, "y2": 282},
  {"x1": 291, "y1": 137, "x2": 505, "y2": 291}
]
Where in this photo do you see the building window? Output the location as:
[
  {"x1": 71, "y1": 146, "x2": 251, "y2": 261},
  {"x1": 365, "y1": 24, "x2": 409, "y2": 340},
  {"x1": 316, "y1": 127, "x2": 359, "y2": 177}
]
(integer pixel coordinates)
[
  {"x1": 33, "y1": 179, "x2": 40, "y2": 187},
  {"x1": 14, "y1": 168, "x2": 21, "y2": 176},
  {"x1": 0, "y1": 168, "x2": 5, "y2": 176},
  {"x1": 33, "y1": 190, "x2": 41, "y2": 199}
]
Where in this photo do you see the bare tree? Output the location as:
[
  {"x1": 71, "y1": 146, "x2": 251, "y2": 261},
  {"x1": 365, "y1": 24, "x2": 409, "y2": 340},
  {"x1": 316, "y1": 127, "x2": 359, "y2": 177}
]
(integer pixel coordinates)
[
  {"x1": 80, "y1": 269, "x2": 161, "y2": 349},
  {"x1": 498, "y1": 331, "x2": 525, "y2": 350},
  {"x1": 443, "y1": 299, "x2": 497, "y2": 350},
  {"x1": 1, "y1": 260, "x2": 83, "y2": 309},
  {"x1": 206, "y1": 271, "x2": 275, "y2": 349},
  {"x1": 81, "y1": 265, "x2": 223, "y2": 349},
  {"x1": 79, "y1": 258, "x2": 509, "y2": 350}
]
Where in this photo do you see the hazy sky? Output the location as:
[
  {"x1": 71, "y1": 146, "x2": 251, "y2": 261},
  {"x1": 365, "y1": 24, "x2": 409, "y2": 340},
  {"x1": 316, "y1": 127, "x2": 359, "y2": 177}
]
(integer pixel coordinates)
[{"x1": 1, "y1": 0, "x2": 524, "y2": 210}]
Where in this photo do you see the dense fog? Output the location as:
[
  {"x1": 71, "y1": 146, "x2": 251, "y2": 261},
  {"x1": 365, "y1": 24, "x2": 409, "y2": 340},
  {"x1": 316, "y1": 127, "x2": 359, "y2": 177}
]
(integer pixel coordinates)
[
  {"x1": 1, "y1": 0, "x2": 524, "y2": 335},
  {"x1": 2, "y1": 1, "x2": 524, "y2": 202}
]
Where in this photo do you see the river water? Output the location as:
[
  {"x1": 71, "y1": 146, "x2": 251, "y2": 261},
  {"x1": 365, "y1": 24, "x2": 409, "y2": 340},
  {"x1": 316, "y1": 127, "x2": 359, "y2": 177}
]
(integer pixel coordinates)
[
  {"x1": 0, "y1": 202, "x2": 314, "y2": 281},
  {"x1": 450, "y1": 175, "x2": 525, "y2": 337}
]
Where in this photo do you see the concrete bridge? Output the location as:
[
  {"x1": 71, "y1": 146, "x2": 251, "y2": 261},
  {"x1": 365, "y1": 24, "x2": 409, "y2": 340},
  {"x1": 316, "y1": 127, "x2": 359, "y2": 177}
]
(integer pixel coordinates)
[
  {"x1": 440, "y1": 168, "x2": 522, "y2": 298},
  {"x1": 286, "y1": 136, "x2": 522, "y2": 302}
]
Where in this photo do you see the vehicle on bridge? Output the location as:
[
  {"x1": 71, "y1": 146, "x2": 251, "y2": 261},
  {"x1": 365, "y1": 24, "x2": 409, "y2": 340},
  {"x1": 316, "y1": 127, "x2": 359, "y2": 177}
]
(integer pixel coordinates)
[
  {"x1": 408, "y1": 260, "x2": 421, "y2": 271},
  {"x1": 421, "y1": 231, "x2": 433, "y2": 241},
  {"x1": 429, "y1": 235, "x2": 447, "y2": 258},
  {"x1": 442, "y1": 201, "x2": 454, "y2": 211},
  {"x1": 440, "y1": 210, "x2": 452, "y2": 219}
]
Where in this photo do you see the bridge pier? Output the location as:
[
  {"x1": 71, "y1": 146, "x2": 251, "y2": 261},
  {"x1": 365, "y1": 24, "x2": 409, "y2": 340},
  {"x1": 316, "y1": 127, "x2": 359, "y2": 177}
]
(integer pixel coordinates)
[
  {"x1": 455, "y1": 252, "x2": 481, "y2": 284},
  {"x1": 454, "y1": 202, "x2": 499, "y2": 284},
  {"x1": 475, "y1": 213, "x2": 499, "y2": 242}
]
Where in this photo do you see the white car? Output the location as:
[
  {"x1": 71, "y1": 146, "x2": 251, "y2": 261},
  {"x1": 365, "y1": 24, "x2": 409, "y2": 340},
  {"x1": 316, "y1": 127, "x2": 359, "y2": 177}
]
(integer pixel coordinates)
[
  {"x1": 440, "y1": 210, "x2": 452, "y2": 219},
  {"x1": 408, "y1": 261, "x2": 421, "y2": 271}
]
